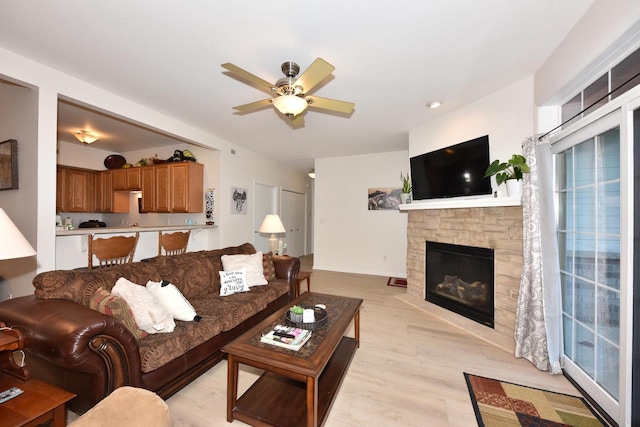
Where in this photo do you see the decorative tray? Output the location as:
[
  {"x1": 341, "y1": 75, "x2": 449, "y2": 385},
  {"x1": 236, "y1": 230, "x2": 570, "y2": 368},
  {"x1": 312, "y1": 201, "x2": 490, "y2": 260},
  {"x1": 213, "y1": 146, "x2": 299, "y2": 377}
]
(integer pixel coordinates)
[{"x1": 285, "y1": 306, "x2": 328, "y2": 331}]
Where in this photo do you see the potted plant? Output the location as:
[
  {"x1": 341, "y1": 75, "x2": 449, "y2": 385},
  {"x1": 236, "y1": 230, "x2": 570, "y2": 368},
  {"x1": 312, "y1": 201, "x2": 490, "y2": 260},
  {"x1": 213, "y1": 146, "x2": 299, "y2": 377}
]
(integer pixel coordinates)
[
  {"x1": 484, "y1": 154, "x2": 530, "y2": 197},
  {"x1": 400, "y1": 172, "x2": 412, "y2": 204}
]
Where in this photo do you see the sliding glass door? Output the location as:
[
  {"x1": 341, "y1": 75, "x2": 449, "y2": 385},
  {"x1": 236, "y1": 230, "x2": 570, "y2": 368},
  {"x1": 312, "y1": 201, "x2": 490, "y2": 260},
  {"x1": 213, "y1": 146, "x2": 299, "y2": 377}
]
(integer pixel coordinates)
[{"x1": 553, "y1": 111, "x2": 623, "y2": 422}]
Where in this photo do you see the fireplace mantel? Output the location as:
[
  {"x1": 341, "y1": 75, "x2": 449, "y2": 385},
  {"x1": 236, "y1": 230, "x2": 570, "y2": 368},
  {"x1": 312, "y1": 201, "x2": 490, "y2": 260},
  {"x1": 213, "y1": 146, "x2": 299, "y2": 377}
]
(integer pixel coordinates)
[{"x1": 400, "y1": 196, "x2": 521, "y2": 210}]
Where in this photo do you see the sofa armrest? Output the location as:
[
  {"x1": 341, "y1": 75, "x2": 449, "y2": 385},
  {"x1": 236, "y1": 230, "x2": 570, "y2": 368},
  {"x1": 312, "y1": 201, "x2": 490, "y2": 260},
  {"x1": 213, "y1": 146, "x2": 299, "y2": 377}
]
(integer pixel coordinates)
[
  {"x1": 272, "y1": 255, "x2": 300, "y2": 299},
  {"x1": 0, "y1": 295, "x2": 142, "y2": 390}
]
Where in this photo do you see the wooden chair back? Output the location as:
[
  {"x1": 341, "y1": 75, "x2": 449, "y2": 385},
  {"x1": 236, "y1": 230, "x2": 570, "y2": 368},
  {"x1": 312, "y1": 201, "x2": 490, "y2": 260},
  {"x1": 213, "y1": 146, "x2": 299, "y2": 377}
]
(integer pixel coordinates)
[
  {"x1": 88, "y1": 233, "x2": 139, "y2": 270},
  {"x1": 158, "y1": 230, "x2": 190, "y2": 256}
]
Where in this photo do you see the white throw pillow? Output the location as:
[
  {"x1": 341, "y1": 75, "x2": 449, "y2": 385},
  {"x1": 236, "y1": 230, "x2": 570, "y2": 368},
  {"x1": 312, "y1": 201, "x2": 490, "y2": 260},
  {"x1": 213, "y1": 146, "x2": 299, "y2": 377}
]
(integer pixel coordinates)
[
  {"x1": 146, "y1": 280, "x2": 201, "y2": 322},
  {"x1": 219, "y1": 269, "x2": 250, "y2": 296},
  {"x1": 221, "y1": 252, "x2": 268, "y2": 287},
  {"x1": 112, "y1": 277, "x2": 175, "y2": 334}
]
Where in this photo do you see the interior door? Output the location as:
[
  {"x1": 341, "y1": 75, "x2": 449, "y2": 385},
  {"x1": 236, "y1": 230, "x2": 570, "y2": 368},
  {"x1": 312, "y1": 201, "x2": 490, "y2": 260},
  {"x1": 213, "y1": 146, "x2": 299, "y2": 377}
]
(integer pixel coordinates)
[
  {"x1": 253, "y1": 182, "x2": 278, "y2": 253},
  {"x1": 281, "y1": 189, "x2": 306, "y2": 257}
]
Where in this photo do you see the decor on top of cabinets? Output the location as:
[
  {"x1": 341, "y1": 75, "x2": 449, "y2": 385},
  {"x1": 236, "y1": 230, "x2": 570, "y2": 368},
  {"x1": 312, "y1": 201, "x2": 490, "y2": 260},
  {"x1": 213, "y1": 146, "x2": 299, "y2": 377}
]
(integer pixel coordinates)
[
  {"x1": 231, "y1": 187, "x2": 248, "y2": 215},
  {"x1": 205, "y1": 188, "x2": 215, "y2": 225},
  {"x1": 0, "y1": 139, "x2": 18, "y2": 190}
]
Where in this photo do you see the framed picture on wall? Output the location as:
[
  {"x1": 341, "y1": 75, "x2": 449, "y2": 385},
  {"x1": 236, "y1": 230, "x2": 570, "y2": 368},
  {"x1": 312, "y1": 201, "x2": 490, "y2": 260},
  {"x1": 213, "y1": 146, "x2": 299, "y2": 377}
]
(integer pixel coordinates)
[
  {"x1": 231, "y1": 187, "x2": 248, "y2": 214},
  {"x1": 368, "y1": 187, "x2": 401, "y2": 210},
  {"x1": 0, "y1": 139, "x2": 18, "y2": 190}
]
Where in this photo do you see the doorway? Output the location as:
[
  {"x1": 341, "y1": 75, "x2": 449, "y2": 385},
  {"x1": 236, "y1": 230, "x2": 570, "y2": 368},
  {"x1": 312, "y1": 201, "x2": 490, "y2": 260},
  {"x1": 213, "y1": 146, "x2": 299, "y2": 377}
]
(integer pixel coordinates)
[{"x1": 280, "y1": 189, "x2": 306, "y2": 257}]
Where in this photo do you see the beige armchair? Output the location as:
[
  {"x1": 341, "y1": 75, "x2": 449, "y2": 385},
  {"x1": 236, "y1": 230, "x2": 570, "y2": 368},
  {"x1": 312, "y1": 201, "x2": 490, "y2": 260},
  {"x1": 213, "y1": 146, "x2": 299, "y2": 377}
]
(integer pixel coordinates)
[{"x1": 69, "y1": 386, "x2": 172, "y2": 427}]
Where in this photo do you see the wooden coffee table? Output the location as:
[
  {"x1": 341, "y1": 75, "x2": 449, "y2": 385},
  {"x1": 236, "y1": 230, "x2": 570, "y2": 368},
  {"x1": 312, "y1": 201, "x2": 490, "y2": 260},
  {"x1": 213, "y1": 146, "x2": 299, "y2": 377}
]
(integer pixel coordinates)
[{"x1": 223, "y1": 292, "x2": 362, "y2": 427}]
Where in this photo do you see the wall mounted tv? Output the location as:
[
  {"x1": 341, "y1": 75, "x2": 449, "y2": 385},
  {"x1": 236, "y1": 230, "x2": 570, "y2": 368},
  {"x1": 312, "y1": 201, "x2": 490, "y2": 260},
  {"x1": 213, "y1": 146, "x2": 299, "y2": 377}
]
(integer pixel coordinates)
[{"x1": 410, "y1": 135, "x2": 492, "y2": 201}]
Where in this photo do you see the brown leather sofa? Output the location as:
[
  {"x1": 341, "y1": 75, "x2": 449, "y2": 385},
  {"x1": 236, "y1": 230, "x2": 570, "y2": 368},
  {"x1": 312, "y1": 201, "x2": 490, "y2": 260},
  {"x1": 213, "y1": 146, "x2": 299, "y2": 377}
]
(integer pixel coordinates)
[{"x1": 0, "y1": 243, "x2": 299, "y2": 413}]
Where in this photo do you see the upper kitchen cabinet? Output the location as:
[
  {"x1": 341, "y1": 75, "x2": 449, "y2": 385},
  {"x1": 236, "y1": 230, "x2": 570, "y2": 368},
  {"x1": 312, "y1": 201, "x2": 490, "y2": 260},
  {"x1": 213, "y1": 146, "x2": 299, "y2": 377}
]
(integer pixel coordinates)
[
  {"x1": 112, "y1": 168, "x2": 141, "y2": 190},
  {"x1": 57, "y1": 165, "x2": 96, "y2": 213},
  {"x1": 95, "y1": 170, "x2": 128, "y2": 213},
  {"x1": 154, "y1": 162, "x2": 203, "y2": 213}
]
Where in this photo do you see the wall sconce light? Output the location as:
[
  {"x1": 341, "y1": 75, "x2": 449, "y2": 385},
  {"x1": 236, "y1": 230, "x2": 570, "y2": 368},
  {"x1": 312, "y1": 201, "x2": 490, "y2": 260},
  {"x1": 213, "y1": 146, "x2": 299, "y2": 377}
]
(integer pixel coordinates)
[
  {"x1": 73, "y1": 130, "x2": 99, "y2": 144},
  {"x1": 307, "y1": 169, "x2": 315, "y2": 179}
]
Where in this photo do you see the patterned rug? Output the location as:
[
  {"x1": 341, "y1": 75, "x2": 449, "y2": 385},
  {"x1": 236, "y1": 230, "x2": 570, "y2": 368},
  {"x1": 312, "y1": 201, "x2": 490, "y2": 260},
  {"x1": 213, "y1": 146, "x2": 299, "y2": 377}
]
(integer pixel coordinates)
[
  {"x1": 386, "y1": 277, "x2": 407, "y2": 287},
  {"x1": 464, "y1": 373, "x2": 607, "y2": 426}
]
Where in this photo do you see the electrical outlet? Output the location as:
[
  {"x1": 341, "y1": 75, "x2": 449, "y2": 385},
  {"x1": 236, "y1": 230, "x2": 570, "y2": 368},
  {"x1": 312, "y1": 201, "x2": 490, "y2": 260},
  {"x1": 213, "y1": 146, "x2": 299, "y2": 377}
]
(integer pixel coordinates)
[{"x1": 8, "y1": 294, "x2": 12, "y2": 299}]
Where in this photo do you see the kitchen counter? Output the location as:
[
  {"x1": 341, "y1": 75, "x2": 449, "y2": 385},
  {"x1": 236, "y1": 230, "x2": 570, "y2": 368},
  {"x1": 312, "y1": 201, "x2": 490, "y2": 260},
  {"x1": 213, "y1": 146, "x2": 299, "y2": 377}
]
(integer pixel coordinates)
[{"x1": 56, "y1": 224, "x2": 216, "y2": 236}]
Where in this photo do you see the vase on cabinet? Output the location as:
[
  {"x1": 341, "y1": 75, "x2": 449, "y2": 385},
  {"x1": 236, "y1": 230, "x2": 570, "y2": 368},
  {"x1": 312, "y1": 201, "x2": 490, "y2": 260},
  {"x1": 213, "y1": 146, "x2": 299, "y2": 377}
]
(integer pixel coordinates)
[{"x1": 400, "y1": 193, "x2": 411, "y2": 204}]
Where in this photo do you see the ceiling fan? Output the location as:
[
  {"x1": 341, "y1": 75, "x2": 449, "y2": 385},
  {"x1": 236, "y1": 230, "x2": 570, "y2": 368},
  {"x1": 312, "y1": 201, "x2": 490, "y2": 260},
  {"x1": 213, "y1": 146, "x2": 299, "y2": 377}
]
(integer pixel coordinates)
[{"x1": 221, "y1": 58, "x2": 355, "y2": 126}]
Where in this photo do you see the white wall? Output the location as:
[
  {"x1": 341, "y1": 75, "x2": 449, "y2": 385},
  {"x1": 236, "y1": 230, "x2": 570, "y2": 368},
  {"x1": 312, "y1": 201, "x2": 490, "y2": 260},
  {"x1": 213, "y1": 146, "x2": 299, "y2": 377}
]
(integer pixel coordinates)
[
  {"x1": 535, "y1": 0, "x2": 640, "y2": 107},
  {"x1": 0, "y1": 46, "x2": 308, "y2": 298},
  {"x1": 409, "y1": 77, "x2": 534, "y2": 197},
  {"x1": 313, "y1": 151, "x2": 409, "y2": 277},
  {"x1": 0, "y1": 81, "x2": 39, "y2": 299}
]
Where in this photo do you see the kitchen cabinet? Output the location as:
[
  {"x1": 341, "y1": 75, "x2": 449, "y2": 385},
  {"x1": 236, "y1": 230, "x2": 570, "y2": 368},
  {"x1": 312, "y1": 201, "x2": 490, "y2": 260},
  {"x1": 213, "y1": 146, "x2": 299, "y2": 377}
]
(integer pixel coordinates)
[
  {"x1": 154, "y1": 162, "x2": 203, "y2": 213},
  {"x1": 95, "y1": 170, "x2": 129, "y2": 213},
  {"x1": 56, "y1": 166, "x2": 95, "y2": 212},
  {"x1": 112, "y1": 168, "x2": 141, "y2": 190},
  {"x1": 56, "y1": 162, "x2": 203, "y2": 214},
  {"x1": 140, "y1": 166, "x2": 155, "y2": 212}
]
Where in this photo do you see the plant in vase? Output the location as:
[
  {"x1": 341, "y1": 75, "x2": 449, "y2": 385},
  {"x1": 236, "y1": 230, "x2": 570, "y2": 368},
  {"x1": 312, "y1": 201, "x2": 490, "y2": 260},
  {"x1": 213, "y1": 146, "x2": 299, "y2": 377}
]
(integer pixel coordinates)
[
  {"x1": 484, "y1": 154, "x2": 530, "y2": 197},
  {"x1": 400, "y1": 172, "x2": 412, "y2": 204}
]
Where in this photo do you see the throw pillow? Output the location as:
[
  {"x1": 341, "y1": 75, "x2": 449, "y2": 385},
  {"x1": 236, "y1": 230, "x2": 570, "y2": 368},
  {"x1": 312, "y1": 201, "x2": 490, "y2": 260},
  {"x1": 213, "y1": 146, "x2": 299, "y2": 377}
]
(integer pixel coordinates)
[
  {"x1": 112, "y1": 277, "x2": 175, "y2": 334},
  {"x1": 262, "y1": 252, "x2": 276, "y2": 281},
  {"x1": 219, "y1": 269, "x2": 249, "y2": 296},
  {"x1": 146, "y1": 280, "x2": 202, "y2": 322},
  {"x1": 89, "y1": 288, "x2": 148, "y2": 340},
  {"x1": 221, "y1": 252, "x2": 268, "y2": 287}
]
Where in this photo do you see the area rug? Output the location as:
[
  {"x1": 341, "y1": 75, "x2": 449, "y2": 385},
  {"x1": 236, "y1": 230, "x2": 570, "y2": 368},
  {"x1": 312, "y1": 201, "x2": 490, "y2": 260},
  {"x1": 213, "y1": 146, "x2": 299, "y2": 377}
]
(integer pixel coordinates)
[
  {"x1": 464, "y1": 373, "x2": 606, "y2": 426},
  {"x1": 386, "y1": 277, "x2": 407, "y2": 287}
]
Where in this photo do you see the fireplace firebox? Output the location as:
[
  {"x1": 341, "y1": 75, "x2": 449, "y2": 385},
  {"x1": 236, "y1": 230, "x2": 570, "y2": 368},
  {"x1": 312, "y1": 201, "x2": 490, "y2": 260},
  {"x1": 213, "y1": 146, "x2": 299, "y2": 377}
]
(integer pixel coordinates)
[{"x1": 425, "y1": 241, "x2": 494, "y2": 328}]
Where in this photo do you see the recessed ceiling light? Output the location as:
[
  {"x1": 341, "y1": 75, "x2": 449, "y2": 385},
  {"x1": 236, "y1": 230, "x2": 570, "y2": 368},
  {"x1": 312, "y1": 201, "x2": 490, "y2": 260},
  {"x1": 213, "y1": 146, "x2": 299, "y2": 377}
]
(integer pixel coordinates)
[{"x1": 427, "y1": 101, "x2": 441, "y2": 109}]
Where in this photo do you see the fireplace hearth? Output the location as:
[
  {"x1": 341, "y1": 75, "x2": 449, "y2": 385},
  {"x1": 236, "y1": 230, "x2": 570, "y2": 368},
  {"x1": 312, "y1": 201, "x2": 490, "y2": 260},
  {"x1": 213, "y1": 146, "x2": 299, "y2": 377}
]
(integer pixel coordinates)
[{"x1": 425, "y1": 241, "x2": 495, "y2": 327}]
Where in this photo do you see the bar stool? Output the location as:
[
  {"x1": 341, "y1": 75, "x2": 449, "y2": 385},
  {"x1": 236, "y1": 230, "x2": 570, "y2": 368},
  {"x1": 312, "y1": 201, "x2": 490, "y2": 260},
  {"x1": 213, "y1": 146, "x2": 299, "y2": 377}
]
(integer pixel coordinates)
[
  {"x1": 88, "y1": 233, "x2": 139, "y2": 270},
  {"x1": 296, "y1": 271, "x2": 311, "y2": 297},
  {"x1": 158, "y1": 230, "x2": 190, "y2": 256}
]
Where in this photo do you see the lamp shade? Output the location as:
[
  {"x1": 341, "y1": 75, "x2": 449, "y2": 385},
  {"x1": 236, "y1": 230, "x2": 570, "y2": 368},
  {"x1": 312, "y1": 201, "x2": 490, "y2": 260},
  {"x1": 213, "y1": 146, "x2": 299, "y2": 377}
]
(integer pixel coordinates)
[
  {"x1": 0, "y1": 208, "x2": 36, "y2": 260},
  {"x1": 259, "y1": 214, "x2": 286, "y2": 234},
  {"x1": 272, "y1": 95, "x2": 308, "y2": 117}
]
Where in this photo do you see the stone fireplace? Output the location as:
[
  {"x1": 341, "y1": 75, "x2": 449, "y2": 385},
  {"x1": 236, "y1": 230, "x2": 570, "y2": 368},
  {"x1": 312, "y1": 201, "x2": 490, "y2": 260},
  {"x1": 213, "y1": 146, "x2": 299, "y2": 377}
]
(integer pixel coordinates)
[{"x1": 404, "y1": 202, "x2": 523, "y2": 349}]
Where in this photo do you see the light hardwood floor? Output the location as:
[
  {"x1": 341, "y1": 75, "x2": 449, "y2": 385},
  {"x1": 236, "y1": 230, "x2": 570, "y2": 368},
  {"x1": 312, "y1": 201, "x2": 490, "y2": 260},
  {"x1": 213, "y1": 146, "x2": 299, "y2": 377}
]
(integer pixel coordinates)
[{"x1": 164, "y1": 255, "x2": 582, "y2": 426}]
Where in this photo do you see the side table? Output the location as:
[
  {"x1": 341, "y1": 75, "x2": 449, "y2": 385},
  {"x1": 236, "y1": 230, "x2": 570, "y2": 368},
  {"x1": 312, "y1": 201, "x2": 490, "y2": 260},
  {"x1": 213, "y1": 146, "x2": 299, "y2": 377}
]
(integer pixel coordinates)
[
  {"x1": 296, "y1": 271, "x2": 311, "y2": 296},
  {"x1": 0, "y1": 325, "x2": 76, "y2": 426}
]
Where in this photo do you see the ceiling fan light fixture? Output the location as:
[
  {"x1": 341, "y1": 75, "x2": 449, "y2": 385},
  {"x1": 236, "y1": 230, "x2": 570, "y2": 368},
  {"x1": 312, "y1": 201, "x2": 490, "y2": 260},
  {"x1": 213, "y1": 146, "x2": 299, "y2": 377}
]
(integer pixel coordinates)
[
  {"x1": 272, "y1": 95, "x2": 308, "y2": 117},
  {"x1": 74, "y1": 129, "x2": 99, "y2": 144}
]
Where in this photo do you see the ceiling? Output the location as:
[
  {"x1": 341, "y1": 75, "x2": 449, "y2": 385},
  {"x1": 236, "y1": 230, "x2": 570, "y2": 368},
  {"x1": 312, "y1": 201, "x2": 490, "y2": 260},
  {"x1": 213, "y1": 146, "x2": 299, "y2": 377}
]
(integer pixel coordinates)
[{"x1": 0, "y1": 1, "x2": 593, "y2": 172}]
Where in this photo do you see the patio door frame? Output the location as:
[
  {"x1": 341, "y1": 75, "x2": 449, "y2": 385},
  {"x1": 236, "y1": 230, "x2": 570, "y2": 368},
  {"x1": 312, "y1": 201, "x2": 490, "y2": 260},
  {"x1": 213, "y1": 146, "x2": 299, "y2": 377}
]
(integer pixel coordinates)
[{"x1": 549, "y1": 89, "x2": 639, "y2": 425}]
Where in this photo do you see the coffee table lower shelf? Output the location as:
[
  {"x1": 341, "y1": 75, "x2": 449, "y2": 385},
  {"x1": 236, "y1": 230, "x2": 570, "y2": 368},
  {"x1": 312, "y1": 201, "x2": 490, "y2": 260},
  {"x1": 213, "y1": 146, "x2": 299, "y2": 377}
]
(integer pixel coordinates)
[{"x1": 233, "y1": 337, "x2": 357, "y2": 427}]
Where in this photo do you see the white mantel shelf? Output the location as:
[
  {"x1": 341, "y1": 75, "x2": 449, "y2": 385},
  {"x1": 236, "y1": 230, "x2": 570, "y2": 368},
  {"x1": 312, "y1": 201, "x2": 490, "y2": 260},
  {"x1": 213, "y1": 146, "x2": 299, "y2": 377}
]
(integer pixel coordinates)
[{"x1": 399, "y1": 196, "x2": 521, "y2": 211}]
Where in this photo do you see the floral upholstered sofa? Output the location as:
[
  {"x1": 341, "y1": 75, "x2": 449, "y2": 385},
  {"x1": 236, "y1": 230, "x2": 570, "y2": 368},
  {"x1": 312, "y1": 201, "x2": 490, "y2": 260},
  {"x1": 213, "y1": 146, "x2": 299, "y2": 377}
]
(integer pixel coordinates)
[{"x1": 0, "y1": 243, "x2": 299, "y2": 413}]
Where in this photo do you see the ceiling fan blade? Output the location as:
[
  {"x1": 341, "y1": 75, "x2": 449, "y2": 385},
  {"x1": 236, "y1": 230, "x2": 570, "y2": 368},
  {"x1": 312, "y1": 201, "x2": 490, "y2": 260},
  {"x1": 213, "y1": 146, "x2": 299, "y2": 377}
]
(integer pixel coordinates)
[
  {"x1": 222, "y1": 63, "x2": 276, "y2": 95},
  {"x1": 306, "y1": 95, "x2": 355, "y2": 115},
  {"x1": 232, "y1": 98, "x2": 273, "y2": 112},
  {"x1": 294, "y1": 58, "x2": 335, "y2": 94}
]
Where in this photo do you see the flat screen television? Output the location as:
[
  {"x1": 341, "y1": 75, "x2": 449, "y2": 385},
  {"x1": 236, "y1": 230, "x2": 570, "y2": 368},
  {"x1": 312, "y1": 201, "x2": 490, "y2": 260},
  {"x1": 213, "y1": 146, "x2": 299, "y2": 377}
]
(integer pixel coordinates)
[{"x1": 410, "y1": 135, "x2": 492, "y2": 201}]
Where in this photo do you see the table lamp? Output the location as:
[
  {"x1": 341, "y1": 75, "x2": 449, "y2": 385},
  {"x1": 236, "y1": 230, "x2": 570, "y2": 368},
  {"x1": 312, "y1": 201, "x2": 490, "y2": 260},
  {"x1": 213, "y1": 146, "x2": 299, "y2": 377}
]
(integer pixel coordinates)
[
  {"x1": 0, "y1": 208, "x2": 36, "y2": 260},
  {"x1": 258, "y1": 214, "x2": 285, "y2": 254}
]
